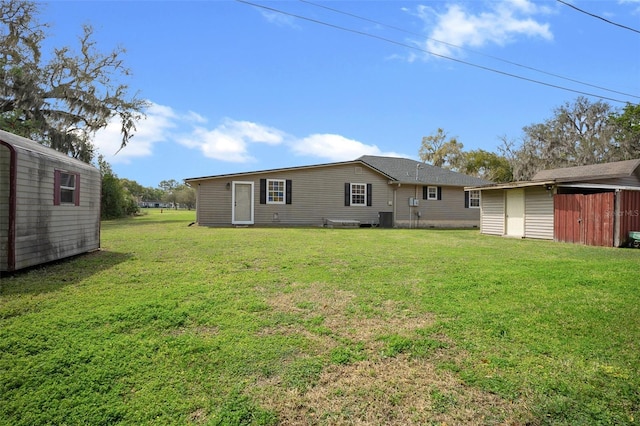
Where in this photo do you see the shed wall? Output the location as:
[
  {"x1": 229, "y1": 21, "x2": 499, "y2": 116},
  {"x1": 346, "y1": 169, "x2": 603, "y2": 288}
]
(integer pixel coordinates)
[
  {"x1": 11, "y1": 146, "x2": 100, "y2": 271},
  {"x1": 480, "y1": 190, "x2": 504, "y2": 235},
  {"x1": 524, "y1": 187, "x2": 554, "y2": 240},
  {"x1": 618, "y1": 190, "x2": 640, "y2": 246},
  {"x1": 0, "y1": 145, "x2": 9, "y2": 271}
]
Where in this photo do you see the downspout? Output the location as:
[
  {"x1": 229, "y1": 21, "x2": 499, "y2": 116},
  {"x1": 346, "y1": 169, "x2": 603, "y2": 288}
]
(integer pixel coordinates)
[{"x1": 1, "y1": 140, "x2": 16, "y2": 272}]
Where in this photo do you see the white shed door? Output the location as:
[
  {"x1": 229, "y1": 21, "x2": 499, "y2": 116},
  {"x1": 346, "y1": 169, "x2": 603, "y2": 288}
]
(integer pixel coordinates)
[
  {"x1": 505, "y1": 188, "x2": 525, "y2": 237},
  {"x1": 232, "y1": 181, "x2": 254, "y2": 225}
]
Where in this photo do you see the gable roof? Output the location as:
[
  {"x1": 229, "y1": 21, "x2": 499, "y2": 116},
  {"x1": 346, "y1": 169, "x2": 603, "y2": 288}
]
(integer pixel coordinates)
[
  {"x1": 532, "y1": 159, "x2": 640, "y2": 182},
  {"x1": 358, "y1": 155, "x2": 492, "y2": 187}
]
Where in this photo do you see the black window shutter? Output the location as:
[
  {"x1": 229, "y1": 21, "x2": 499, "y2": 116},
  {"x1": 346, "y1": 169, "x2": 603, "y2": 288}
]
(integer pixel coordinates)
[
  {"x1": 260, "y1": 179, "x2": 266, "y2": 204},
  {"x1": 344, "y1": 183, "x2": 351, "y2": 206},
  {"x1": 367, "y1": 183, "x2": 372, "y2": 206},
  {"x1": 286, "y1": 179, "x2": 292, "y2": 204},
  {"x1": 464, "y1": 191, "x2": 469, "y2": 208},
  {"x1": 423, "y1": 186, "x2": 428, "y2": 200},
  {"x1": 437, "y1": 186, "x2": 442, "y2": 201}
]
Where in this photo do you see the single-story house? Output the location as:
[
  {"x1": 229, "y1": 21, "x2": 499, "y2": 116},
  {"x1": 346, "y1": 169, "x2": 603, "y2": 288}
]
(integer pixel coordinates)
[
  {"x1": 184, "y1": 155, "x2": 490, "y2": 228},
  {"x1": 466, "y1": 159, "x2": 640, "y2": 247},
  {"x1": 0, "y1": 130, "x2": 101, "y2": 273}
]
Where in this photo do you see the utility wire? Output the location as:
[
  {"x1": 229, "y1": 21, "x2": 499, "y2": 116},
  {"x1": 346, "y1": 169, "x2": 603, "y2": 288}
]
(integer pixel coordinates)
[
  {"x1": 236, "y1": 0, "x2": 636, "y2": 104},
  {"x1": 300, "y1": 0, "x2": 639, "y2": 101},
  {"x1": 556, "y1": 0, "x2": 640, "y2": 35}
]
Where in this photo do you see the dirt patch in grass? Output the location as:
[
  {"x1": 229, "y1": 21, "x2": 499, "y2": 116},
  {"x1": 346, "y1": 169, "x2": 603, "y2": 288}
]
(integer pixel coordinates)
[
  {"x1": 256, "y1": 284, "x2": 530, "y2": 424},
  {"x1": 255, "y1": 355, "x2": 528, "y2": 425},
  {"x1": 262, "y1": 283, "x2": 433, "y2": 352}
]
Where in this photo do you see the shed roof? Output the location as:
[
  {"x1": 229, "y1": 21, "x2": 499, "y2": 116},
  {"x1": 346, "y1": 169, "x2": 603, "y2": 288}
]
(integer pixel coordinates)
[
  {"x1": 532, "y1": 159, "x2": 640, "y2": 182},
  {"x1": 0, "y1": 129, "x2": 97, "y2": 172},
  {"x1": 358, "y1": 155, "x2": 492, "y2": 187}
]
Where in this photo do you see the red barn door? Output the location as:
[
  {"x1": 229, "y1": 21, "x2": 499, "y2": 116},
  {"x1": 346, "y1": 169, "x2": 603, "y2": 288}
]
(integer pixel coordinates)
[{"x1": 554, "y1": 193, "x2": 614, "y2": 247}]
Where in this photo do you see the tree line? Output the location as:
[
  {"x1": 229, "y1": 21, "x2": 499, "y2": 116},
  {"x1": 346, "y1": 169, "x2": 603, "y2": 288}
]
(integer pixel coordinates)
[
  {"x1": 419, "y1": 98, "x2": 639, "y2": 183},
  {"x1": 98, "y1": 156, "x2": 195, "y2": 219}
]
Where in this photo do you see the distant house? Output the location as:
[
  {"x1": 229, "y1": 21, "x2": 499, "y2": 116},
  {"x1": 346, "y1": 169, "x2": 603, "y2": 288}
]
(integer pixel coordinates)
[
  {"x1": 0, "y1": 130, "x2": 101, "y2": 273},
  {"x1": 466, "y1": 159, "x2": 640, "y2": 247},
  {"x1": 184, "y1": 155, "x2": 490, "y2": 228}
]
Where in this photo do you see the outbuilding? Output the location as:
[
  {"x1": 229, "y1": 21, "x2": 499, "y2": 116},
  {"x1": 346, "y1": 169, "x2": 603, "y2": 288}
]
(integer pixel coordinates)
[
  {"x1": 467, "y1": 159, "x2": 640, "y2": 247},
  {"x1": 1, "y1": 130, "x2": 101, "y2": 273}
]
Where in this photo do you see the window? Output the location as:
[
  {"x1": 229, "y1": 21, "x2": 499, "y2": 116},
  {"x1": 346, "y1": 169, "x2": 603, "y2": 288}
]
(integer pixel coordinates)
[
  {"x1": 345, "y1": 183, "x2": 372, "y2": 206},
  {"x1": 468, "y1": 190, "x2": 480, "y2": 208},
  {"x1": 259, "y1": 179, "x2": 292, "y2": 205},
  {"x1": 351, "y1": 183, "x2": 366, "y2": 206},
  {"x1": 427, "y1": 186, "x2": 438, "y2": 200},
  {"x1": 422, "y1": 186, "x2": 442, "y2": 200},
  {"x1": 54, "y1": 170, "x2": 80, "y2": 206},
  {"x1": 267, "y1": 179, "x2": 285, "y2": 204}
]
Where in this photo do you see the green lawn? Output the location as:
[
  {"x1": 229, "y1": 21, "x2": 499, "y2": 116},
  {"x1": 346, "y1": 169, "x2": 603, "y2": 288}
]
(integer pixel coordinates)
[{"x1": 1, "y1": 209, "x2": 638, "y2": 425}]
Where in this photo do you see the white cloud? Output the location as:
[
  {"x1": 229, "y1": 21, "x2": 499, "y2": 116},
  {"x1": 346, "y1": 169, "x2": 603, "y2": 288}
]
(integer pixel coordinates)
[
  {"x1": 177, "y1": 118, "x2": 286, "y2": 163},
  {"x1": 93, "y1": 102, "x2": 178, "y2": 164},
  {"x1": 414, "y1": 0, "x2": 553, "y2": 58},
  {"x1": 291, "y1": 133, "x2": 404, "y2": 162},
  {"x1": 96, "y1": 102, "x2": 406, "y2": 166}
]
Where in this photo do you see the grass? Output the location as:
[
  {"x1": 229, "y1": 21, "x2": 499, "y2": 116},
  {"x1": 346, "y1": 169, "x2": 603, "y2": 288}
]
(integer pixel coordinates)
[{"x1": 1, "y1": 209, "x2": 639, "y2": 425}]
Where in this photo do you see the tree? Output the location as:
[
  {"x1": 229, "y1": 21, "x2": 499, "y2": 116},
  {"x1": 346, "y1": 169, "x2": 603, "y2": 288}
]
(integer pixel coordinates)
[
  {"x1": 459, "y1": 149, "x2": 513, "y2": 183},
  {"x1": 1, "y1": 0, "x2": 147, "y2": 162},
  {"x1": 174, "y1": 184, "x2": 196, "y2": 210},
  {"x1": 609, "y1": 103, "x2": 640, "y2": 160},
  {"x1": 419, "y1": 128, "x2": 464, "y2": 169},
  {"x1": 159, "y1": 179, "x2": 179, "y2": 208},
  {"x1": 97, "y1": 155, "x2": 138, "y2": 219},
  {"x1": 510, "y1": 97, "x2": 617, "y2": 180}
]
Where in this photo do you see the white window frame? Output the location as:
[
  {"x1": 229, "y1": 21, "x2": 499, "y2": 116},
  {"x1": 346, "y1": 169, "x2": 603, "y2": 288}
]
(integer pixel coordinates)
[
  {"x1": 351, "y1": 183, "x2": 366, "y2": 206},
  {"x1": 59, "y1": 172, "x2": 76, "y2": 204},
  {"x1": 469, "y1": 190, "x2": 480, "y2": 208},
  {"x1": 427, "y1": 186, "x2": 438, "y2": 200},
  {"x1": 267, "y1": 179, "x2": 286, "y2": 204}
]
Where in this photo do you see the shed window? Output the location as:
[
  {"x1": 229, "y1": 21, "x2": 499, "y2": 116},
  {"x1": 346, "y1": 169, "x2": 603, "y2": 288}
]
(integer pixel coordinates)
[{"x1": 54, "y1": 170, "x2": 80, "y2": 206}]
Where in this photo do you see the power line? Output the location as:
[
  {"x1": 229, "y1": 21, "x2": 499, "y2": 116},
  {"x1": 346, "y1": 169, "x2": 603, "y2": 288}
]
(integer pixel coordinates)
[
  {"x1": 556, "y1": 0, "x2": 640, "y2": 35},
  {"x1": 300, "y1": 0, "x2": 639, "y2": 101},
  {"x1": 236, "y1": 0, "x2": 637, "y2": 104}
]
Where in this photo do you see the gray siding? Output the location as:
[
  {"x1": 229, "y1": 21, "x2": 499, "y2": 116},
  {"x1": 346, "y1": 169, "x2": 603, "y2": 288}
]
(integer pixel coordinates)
[
  {"x1": 8, "y1": 145, "x2": 100, "y2": 271},
  {"x1": 480, "y1": 190, "x2": 505, "y2": 235},
  {"x1": 0, "y1": 145, "x2": 9, "y2": 271},
  {"x1": 195, "y1": 164, "x2": 392, "y2": 226},
  {"x1": 194, "y1": 165, "x2": 479, "y2": 228},
  {"x1": 394, "y1": 185, "x2": 480, "y2": 228},
  {"x1": 524, "y1": 187, "x2": 554, "y2": 240}
]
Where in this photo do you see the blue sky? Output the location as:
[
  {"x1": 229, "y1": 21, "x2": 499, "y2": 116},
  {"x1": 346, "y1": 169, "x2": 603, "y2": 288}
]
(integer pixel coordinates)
[{"x1": 40, "y1": 0, "x2": 640, "y2": 188}]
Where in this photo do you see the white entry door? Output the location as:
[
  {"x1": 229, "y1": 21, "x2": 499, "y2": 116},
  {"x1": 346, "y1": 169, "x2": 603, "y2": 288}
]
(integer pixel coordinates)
[
  {"x1": 505, "y1": 188, "x2": 525, "y2": 237},
  {"x1": 232, "y1": 181, "x2": 254, "y2": 225}
]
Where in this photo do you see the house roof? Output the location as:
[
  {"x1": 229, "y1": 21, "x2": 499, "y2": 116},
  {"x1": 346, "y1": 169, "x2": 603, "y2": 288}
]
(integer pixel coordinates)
[
  {"x1": 185, "y1": 155, "x2": 491, "y2": 188},
  {"x1": 532, "y1": 159, "x2": 640, "y2": 182},
  {"x1": 358, "y1": 155, "x2": 492, "y2": 187}
]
